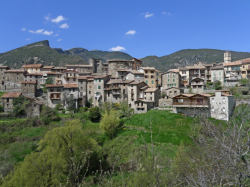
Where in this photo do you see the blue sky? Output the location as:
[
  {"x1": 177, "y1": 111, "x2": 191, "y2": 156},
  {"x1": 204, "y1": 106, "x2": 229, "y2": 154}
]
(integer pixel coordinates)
[{"x1": 0, "y1": 0, "x2": 250, "y2": 58}]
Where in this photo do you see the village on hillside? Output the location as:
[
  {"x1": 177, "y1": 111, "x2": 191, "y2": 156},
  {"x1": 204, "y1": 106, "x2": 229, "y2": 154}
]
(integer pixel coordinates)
[{"x1": 0, "y1": 51, "x2": 246, "y2": 121}]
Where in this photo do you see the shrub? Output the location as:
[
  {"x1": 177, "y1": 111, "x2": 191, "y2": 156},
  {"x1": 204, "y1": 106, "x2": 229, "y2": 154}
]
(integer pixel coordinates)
[
  {"x1": 100, "y1": 109, "x2": 119, "y2": 138},
  {"x1": 89, "y1": 106, "x2": 101, "y2": 121},
  {"x1": 239, "y1": 78, "x2": 249, "y2": 86},
  {"x1": 213, "y1": 80, "x2": 222, "y2": 90},
  {"x1": 0, "y1": 105, "x2": 4, "y2": 112},
  {"x1": 40, "y1": 106, "x2": 59, "y2": 125},
  {"x1": 236, "y1": 83, "x2": 238, "y2": 87},
  {"x1": 82, "y1": 107, "x2": 88, "y2": 112},
  {"x1": 55, "y1": 103, "x2": 62, "y2": 110}
]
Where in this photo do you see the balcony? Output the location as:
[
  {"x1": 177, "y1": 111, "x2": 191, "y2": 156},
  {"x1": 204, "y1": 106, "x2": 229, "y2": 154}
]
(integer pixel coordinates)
[
  {"x1": 207, "y1": 71, "x2": 211, "y2": 75},
  {"x1": 191, "y1": 82, "x2": 204, "y2": 85},
  {"x1": 231, "y1": 67, "x2": 241, "y2": 71},
  {"x1": 104, "y1": 87, "x2": 111, "y2": 90},
  {"x1": 113, "y1": 92, "x2": 121, "y2": 95},
  {"x1": 173, "y1": 101, "x2": 209, "y2": 107},
  {"x1": 112, "y1": 86, "x2": 121, "y2": 89},
  {"x1": 136, "y1": 105, "x2": 145, "y2": 108}
]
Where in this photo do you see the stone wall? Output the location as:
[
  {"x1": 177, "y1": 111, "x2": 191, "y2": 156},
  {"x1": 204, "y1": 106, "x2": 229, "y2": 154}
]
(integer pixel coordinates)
[
  {"x1": 25, "y1": 102, "x2": 41, "y2": 117},
  {"x1": 2, "y1": 98, "x2": 14, "y2": 112},
  {"x1": 175, "y1": 107, "x2": 211, "y2": 117},
  {"x1": 159, "y1": 97, "x2": 172, "y2": 107},
  {"x1": 235, "y1": 99, "x2": 250, "y2": 106},
  {"x1": 21, "y1": 84, "x2": 36, "y2": 98},
  {"x1": 224, "y1": 82, "x2": 239, "y2": 87},
  {"x1": 183, "y1": 89, "x2": 216, "y2": 94}
]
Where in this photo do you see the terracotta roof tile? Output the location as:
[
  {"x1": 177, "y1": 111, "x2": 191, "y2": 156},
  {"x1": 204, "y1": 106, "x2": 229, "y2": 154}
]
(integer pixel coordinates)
[
  {"x1": 223, "y1": 61, "x2": 242, "y2": 67},
  {"x1": 142, "y1": 67, "x2": 155, "y2": 70},
  {"x1": 21, "y1": 81, "x2": 36, "y2": 84},
  {"x1": 64, "y1": 84, "x2": 78, "y2": 88},
  {"x1": 144, "y1": 88, "x2": 158, "y2": 92},
  {"x1": 78, "y1": 76, "x2": 88, "y2": 80},
  {"x1": 46, "y1": 84, "x2": 64, "y2": 88},
  {"x1": 22, "y1": 64, "x2": 43, "y2": 68},
  {"x1": 47, "y1": 72, "x2": 62, "y2": 75},
  {"x1": 129, "y1": 70, "x2": 144, "y2": 74},
  {"x1": 42, "y1": 66, "x2": 54, "y2": 69},
  {"x1": 1, "y1": 92, "x2": 21, "y2": 98},
  {"x1": 167, "y1": 69, "x2": 179, "y2": 73},
  {"x1": 0, "y1": 66, "x2": 10, "y2": 69},
  {"x1": 5, "y1": 70, "x2": 26, "y2": 73}
]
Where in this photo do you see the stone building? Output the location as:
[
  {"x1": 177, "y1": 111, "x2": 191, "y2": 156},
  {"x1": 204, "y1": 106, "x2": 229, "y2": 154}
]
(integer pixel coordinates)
[
  {"x1": 161, "y1": 70, "x2": 181, "y2": 91},
  {"x1": 51, "y1": 67, "x2": 67, "y2": 73},
  {"x1": 102, "y1": 63, "x2": 109, "y2": 74},
  {"x1": 223, "y1": 61, "x2": 242, "y2": 81},
  {"x1": 4, "y1": 70, "x2": 27, "y2": 92},
  {"x1": 188, "y1": 63, "x2": 206, "y2": 83},
  {"x1": 164, "y1": 87, "x2": 184, "y2": 98},
  {"x1": 22, "y1": 64, "x2": 43, "y2": 73},
  {"x1": 1, "y1": 92, "x2": 22, "y2": 112},
  {"x1": 0, "y1": 66, "x2": 10, "y2": 91},
  {"x1": 21, "y1": 81, "x2": 37, "y2": 98},
  {"x1": 155, "y1": 70, "x2": 162, "y2": 87},
  {"x1": 62, "y1": 70, "x2": 78, "y2": 84},
  {"x1": 141, "y1": 67, "x2": 157, "y2": 88},
  {"x1": 87, "y1": 77, "x2": 94, "y2": 102},
  {"x1": 24, "y1": 73, "x2": 43, "y2": 89},
  {"x1": 210, "y1": 91, "x2": 235, "y2": 121},
  {"x1": 66, "y1": 65, "x2": 94, "y2": 74},
  {"x1": 224, "y1": 50, "x2": 231, "y2": 63},
  {"x1": 190, "y1": 78, "x2": 205, "y2": 93},
  {"x1": 47, "y1": 72, "x2": 62, "y2": 84},
  {"x1": 89, "y1": 58, "x2": 103, "y2": 73},
  {"x1": 46, "y1": 84, "x2": 64, "y2": 108},
  {"x1": 91, "y1": 75, "x2": 109, "y2": 106},
  {"x1": 108, "y1": 59, "x2": 135, "y2": 78},
  {"x1": 143, "y1": 87, "x2": 160, "y2": 107},
  {"x1": 173, "y1": 93, "x2": 211, "y2": 117},
  {"x1": 179, "y1": 67, "x2": 189, "y2": 87},
  {"x1": 131, "y1": 58, "x2": 143, "y2": 70},
  {"x1": 41, "y1": 66, "x2": 54, "y2": 73},
  {"x1": 211, "y1": 66, "x2": 224, "y2": 85},
  {"x1": 126, "y1": 71, "x2": 144, "y2": 82},
  {"x1": 25, "y1": 100, "x2": 43, "y2": 117},
  {"x1": 78, "y1": 77, "x2": 87, "y2": 106},
  {"x1": 63, "y1": 84, "x2": 79, "y2": 109},
  {"x1": 240, "y1": 58, "x2": 250, "y2": 79},
  {"x1": 115, "y1": 69, "x2": 129, "y2": 80},
  {"x1": 204, "y1": 64, "x2": 213, "y2": 83}
]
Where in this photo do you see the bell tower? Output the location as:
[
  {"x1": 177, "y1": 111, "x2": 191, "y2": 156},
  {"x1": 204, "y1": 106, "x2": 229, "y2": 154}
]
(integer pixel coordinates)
[{"x1": 224, "y1": 51, "x2": 231, "y2": 63}]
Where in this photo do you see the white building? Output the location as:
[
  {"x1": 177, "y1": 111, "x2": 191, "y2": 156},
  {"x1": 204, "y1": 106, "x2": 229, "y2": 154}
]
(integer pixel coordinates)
[{"x1": 210, "y1": 91, "x2": 235, "y2": 121}]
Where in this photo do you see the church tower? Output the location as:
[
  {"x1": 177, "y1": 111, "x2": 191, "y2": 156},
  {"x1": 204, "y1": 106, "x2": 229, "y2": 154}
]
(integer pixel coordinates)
[{"x1": 224, "y1": 51, "x2": 231, "y2": 63}]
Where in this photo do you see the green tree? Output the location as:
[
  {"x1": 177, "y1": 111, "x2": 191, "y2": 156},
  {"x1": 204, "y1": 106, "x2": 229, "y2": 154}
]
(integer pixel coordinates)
[
  {"x1": 99, "y1": 109, "x2": 119, "y2": 138},
  {"x1": 2, "y1": 120, "x2": 99, "y2": 187},
  {"x1": 101, "y1": 102, "x2": 113, "y2": 114},
  {"x1": 239, "y1": 78, "x2": 249, "y2": 86},
  {"x1": 42, "y1": 77, "x2": 53, "y2": 93},
  {"x1": 55, "y1": 103, "x2": 62, "y2": 110},
  {"x1": 40, "y1": 105, "x2": 59, "y2": 124},
  {"x1": 120, "y1": 101, "x2": 134, "y2": 119},
  {"x1": 213, "y1": 80, "x2": 222, "y2": 90},
  {"x1": 89, "y1": 106, "x2": 101, "y2": 121},
  {"x1": 12, "y1": 95, "x2": 29, "y2": 117}
]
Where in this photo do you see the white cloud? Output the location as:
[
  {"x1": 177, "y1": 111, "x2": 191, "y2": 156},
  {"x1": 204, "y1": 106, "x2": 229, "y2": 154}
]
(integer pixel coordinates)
[
  {"x1": 29, "y1": 29, "x2": 53, "y2": 35},
  {"x1": 109, "y1": 46, "x2": 126, "y2": 51},
  {"x1": 44, "y1": 14, "x2": 51, "y2": 21},
  {"x1": 59, "y1": 23, "x2": 69, "y2": 29},
  {"x1": 29, "y1": 29, "x2": 44, "y2": 34},
  {"x1": 144, "y1": 12, "x2": 154, "y2": 18},
  {"x1": 55, "y1": 34, "x2": 59, "y2": 37},
  {"x1": 163, "y1": 12, "x2": 172, "y2": 16},
  {"x1": 26, "y1": 38, "x2": 31, "y2": 41},
  {"x1": 125, "y1": 30, "x2": 136, "y2": 35},
  {"x1": 57, "y1": 39, "x2": 62, "y2": 41},
  {"x1": 43, "y1": 31, "x2": 53, "y2": 35},
  {"x1": 51, "y1": 15, "x2": 67, "y2": 23},
  {"x1": 21, "y1": 28, "x2": 26, "y2": 31}
]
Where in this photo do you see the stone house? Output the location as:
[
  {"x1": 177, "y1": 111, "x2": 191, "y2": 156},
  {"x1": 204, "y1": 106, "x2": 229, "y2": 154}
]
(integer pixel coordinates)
[
  {"x1": 141, "y1": 67, "x2": 157, "y2": 88},
  {"x1": 204, "y1": 64, "x2": 213, "y2": 83},
  {"x1": 47, "y1": 72, "x2": 62, "y2": 84},
  {"x1": 179, "y1": 67, "x2": 189, "y2": 87},
  {"x1": 210, "y1": 91, "x2": 235, "y2": 121},
  {"x1": 51, "y1": 67, "x2": 67, "y2": 73},
  {"x1": 131, "y1": 58, "x2": 143, "y2": 70},
  {"x1": 91, "y1": 75, "x2": 109, "y2": 106},
  {"x1": 173, "y1": 93, "x2": 211, "y2": 117},
  {"x1": 4, "y1": 70, "x2": 27, "y2": 92},
  {"x1": 21, "y1": 81, "x2": 37, "y2": 98},
  {"x1": 61, "y1": 70, "x2": 78, "y2": 84},
  {"x1": 108, "y1": 59, "x2": 135, "y2": 78},
  {"x1": 63, "y1": 84, "x2": 79, "y2": 109},
  {"x1": 66, "y1": 65, "x2": 94, "y2": 74},
  {"x1": 22, "y1": 64, "x2": 43, "y2": 73},
  {"x1": 89, "y1": 58, "x2": 104, "y2": 73},
  {"x1": 102, "y1": 63, "x2": 109, "y2": 74},
  {"x1": 24, "y1": 73, "x2": 43, "y2": 89},
  {"x1": 190, "y1": 78, "x2": 205, "y2": 93},
  {"x1": 163, "y1": 87, "x2": 184, "y2": 98},
  {"x1": 78, "y1": 76, "x2": 87, "y2": 106},
  {"x1": 1, "y1": 92, "x2": 22, "y2": 112},
  {"x1": 161, "y1": 70, "x2": 181, "y2": 91},
  {"x1": 126, "y1": 71, "x2": 144, "y2": 82},
  {"x1": 211, "y1": 66, "x2": 224, "y2": 85},
  {"x1": 46, "y1": 84, "x2": 64, "y2": 108},
  {"x1": 25, "y1": 100, "x2": 43, "y2": 117},
  {"x1": 0, "y1": 66, "x2": 10, "y2": 91},
  {"x1": 188, "y1": 63, "x2": 206, "y2": 82},
  {"x1": 223, "y1": 61, "x2": 242, "y2": 81},
  {"x1": 41, "y1": 66, "x2": 54, "y2": 73},
  {"x1": 143, "y1": 87, "x2": 160, "y2": 107},
  {"x1": 241, "y1": 58, "x2": 250, "y2": 79},
  {"x1": 87, "y1": 77, "x2": 94, "y2": 103},
  {"x1": 155, "y1": 70, "x2": 162, "y2": 87},
  {"x1": 115, "y1": 69, "x2": 129, "y2": 80}
]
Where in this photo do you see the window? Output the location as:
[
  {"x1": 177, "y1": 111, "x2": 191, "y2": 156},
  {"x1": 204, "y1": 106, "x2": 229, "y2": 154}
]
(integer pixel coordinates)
[
  {"x1": 57, "y1": 89, "x2": 60, "y2": 92},
  {"x1": 213, "y1": 72, "x2": 215, "y2": 75},
  {"x1": 137, "y1": 75, "x2": 139, "y2": 78},
  {"x1": 146, "y1": 80, "x2": 148, "y2": 84},
  {"x1": 151, "y1": 71, "x2": 154, "y2": 73},
  {"x1": 223, "y1": 98, "x2": 226, "y2": 103},
  {"x1": 50, "y1": 89, "x2": 54, "y2": 92},
  {"x1": 151, "y1": 75, "x2": 154, "y2": 78},
  {"x1": 145, "y1": 71, "x2": 148, "y2": 73},
  {"x1": 73, "y1": 78, "x2": 76, "y2": 81},
  {"x1": 150, "y1": 97, "x2": 152, "y2": 100},
  {"x1": 73, "y1": 89, "x2": 75, "y2": 92},
  {"x1": 69, "y1": 89, "x2": 71, "y2": 92},
  {"x1": 95, "y1": 79, "x2": 97, "y2": 82},
  {"x1": 98, "y1": 86, "x2": 101, "y2": 89},
  {"x1": 99, "y1": 79, "x2": 101, "y2": 82},
  {"x1": 25, "y1": 84, "x2": 26, "y2": 86},
  {"x1": 67, "y1": 78, "x2": 69, "y2": 81},
  {"x1": 168, "y1": 79, "x2": 169, "y2": 82},
  {"x1": 89, "y1": 91, "x2": 91, "y2": 94},
  {"x1": 152, "y1": 80, "x2": 154, "y2": 84},
  {"x1": 219, "y1": 72, "x2": 221, "y2": 75},
  {"x1": 150, "y1": 92, "x2": 152, "y2": 95},
  {"x1": 173, "y1": 79, "x2": 175, "y2": 82},
  {"x1": 212, "y1": 98, "x2": 214, "y2": 102},
  {"x1": 7, "y1": 98, "x2": 9, "y2": 103}
]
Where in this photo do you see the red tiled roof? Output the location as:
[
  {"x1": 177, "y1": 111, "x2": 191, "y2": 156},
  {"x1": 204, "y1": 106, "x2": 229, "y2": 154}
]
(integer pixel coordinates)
[
  {"x1": 144, "y1": 88, "x2": 158, "y2": 92},
  {"x1": 42, "y1": 66, "x2": 54, "y2": 69},
  {"x1": 46, "y1": 84, "x2": 64, "y2": 88},
  {"x1": 47, "y1": 72, "x2": 61, "y2": 75},
  {"x1": 21, "y1": 81, "x2": 36, "y2": 84},
  {"x1": 5, "y1": 70, "x2": 26, "y2": 73},
  {"x1": 0, "y1": 66, "x2": 10, "y2": 69},
  {"x1": 167, "y1": 69, "x2": 179, "y2": 73},
  {"x1": 22, "y1": 64, "x2": 43, "y2": 68},
  {"x1": 1, "y1": 92, "x2": 21, "y2": 98},
  {"x1": 223, "y1": 61, "x2": 242, "y2": 67},
  {"x1": 129, "y1": 70, "x2": 144, "y2": 74},
  {"x1": 78, "y1": 76, "x2": 88, "y2": 80},
  {"x1": 64, "y1": 84, "x2": 78, "y2": 88}
]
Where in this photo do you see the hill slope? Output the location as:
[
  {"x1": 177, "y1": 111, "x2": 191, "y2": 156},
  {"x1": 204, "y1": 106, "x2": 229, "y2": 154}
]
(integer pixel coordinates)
[{"x1": 141, "y1": 49, "x2": 250, "y2": 72}]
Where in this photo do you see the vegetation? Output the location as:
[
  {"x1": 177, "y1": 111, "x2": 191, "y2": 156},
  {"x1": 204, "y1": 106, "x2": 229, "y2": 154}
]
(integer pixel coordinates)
[
  {"x1": 239, "y1": 78, "x2": 250, "y2": 86},
  {"x1": 100, "y1": 109, "x2": 119, "y2": 138},
  {"x1": 213, "y1": 80, "x2": 222, "y2": 90},
  {"x1": 89, "y1": 106, "x2": 101, "y2": 122},
  {"x1": 12, "y1": 96, "x2": 29, "y2": 117}
]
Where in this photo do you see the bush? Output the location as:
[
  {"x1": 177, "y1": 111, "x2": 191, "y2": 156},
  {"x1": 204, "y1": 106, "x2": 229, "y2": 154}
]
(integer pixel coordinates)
[
  {"x1": 55, "y1": 103, "x2": 62, "y2": 110},
  {"x1": 100, "y1": 109, "x2": 119, "y2": 138},
  {"x1": 239, "y1": 78, "x2": 249, "y2": 86},
  {"x1": 82, "y1": 107, "x2": 88, "y2": 112},
  {"x1": 0, "y1": 105, "x2": 4, "y2": 112},
  {"x1": 40, "y1": 106, "x2": 60, "y2": 125},
  {"x1": 213, "y1": 80, "x2": 222, "y2": 90},
  {"x1": 89, "y1": 106, "x2": 101, "y2": 121}
]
